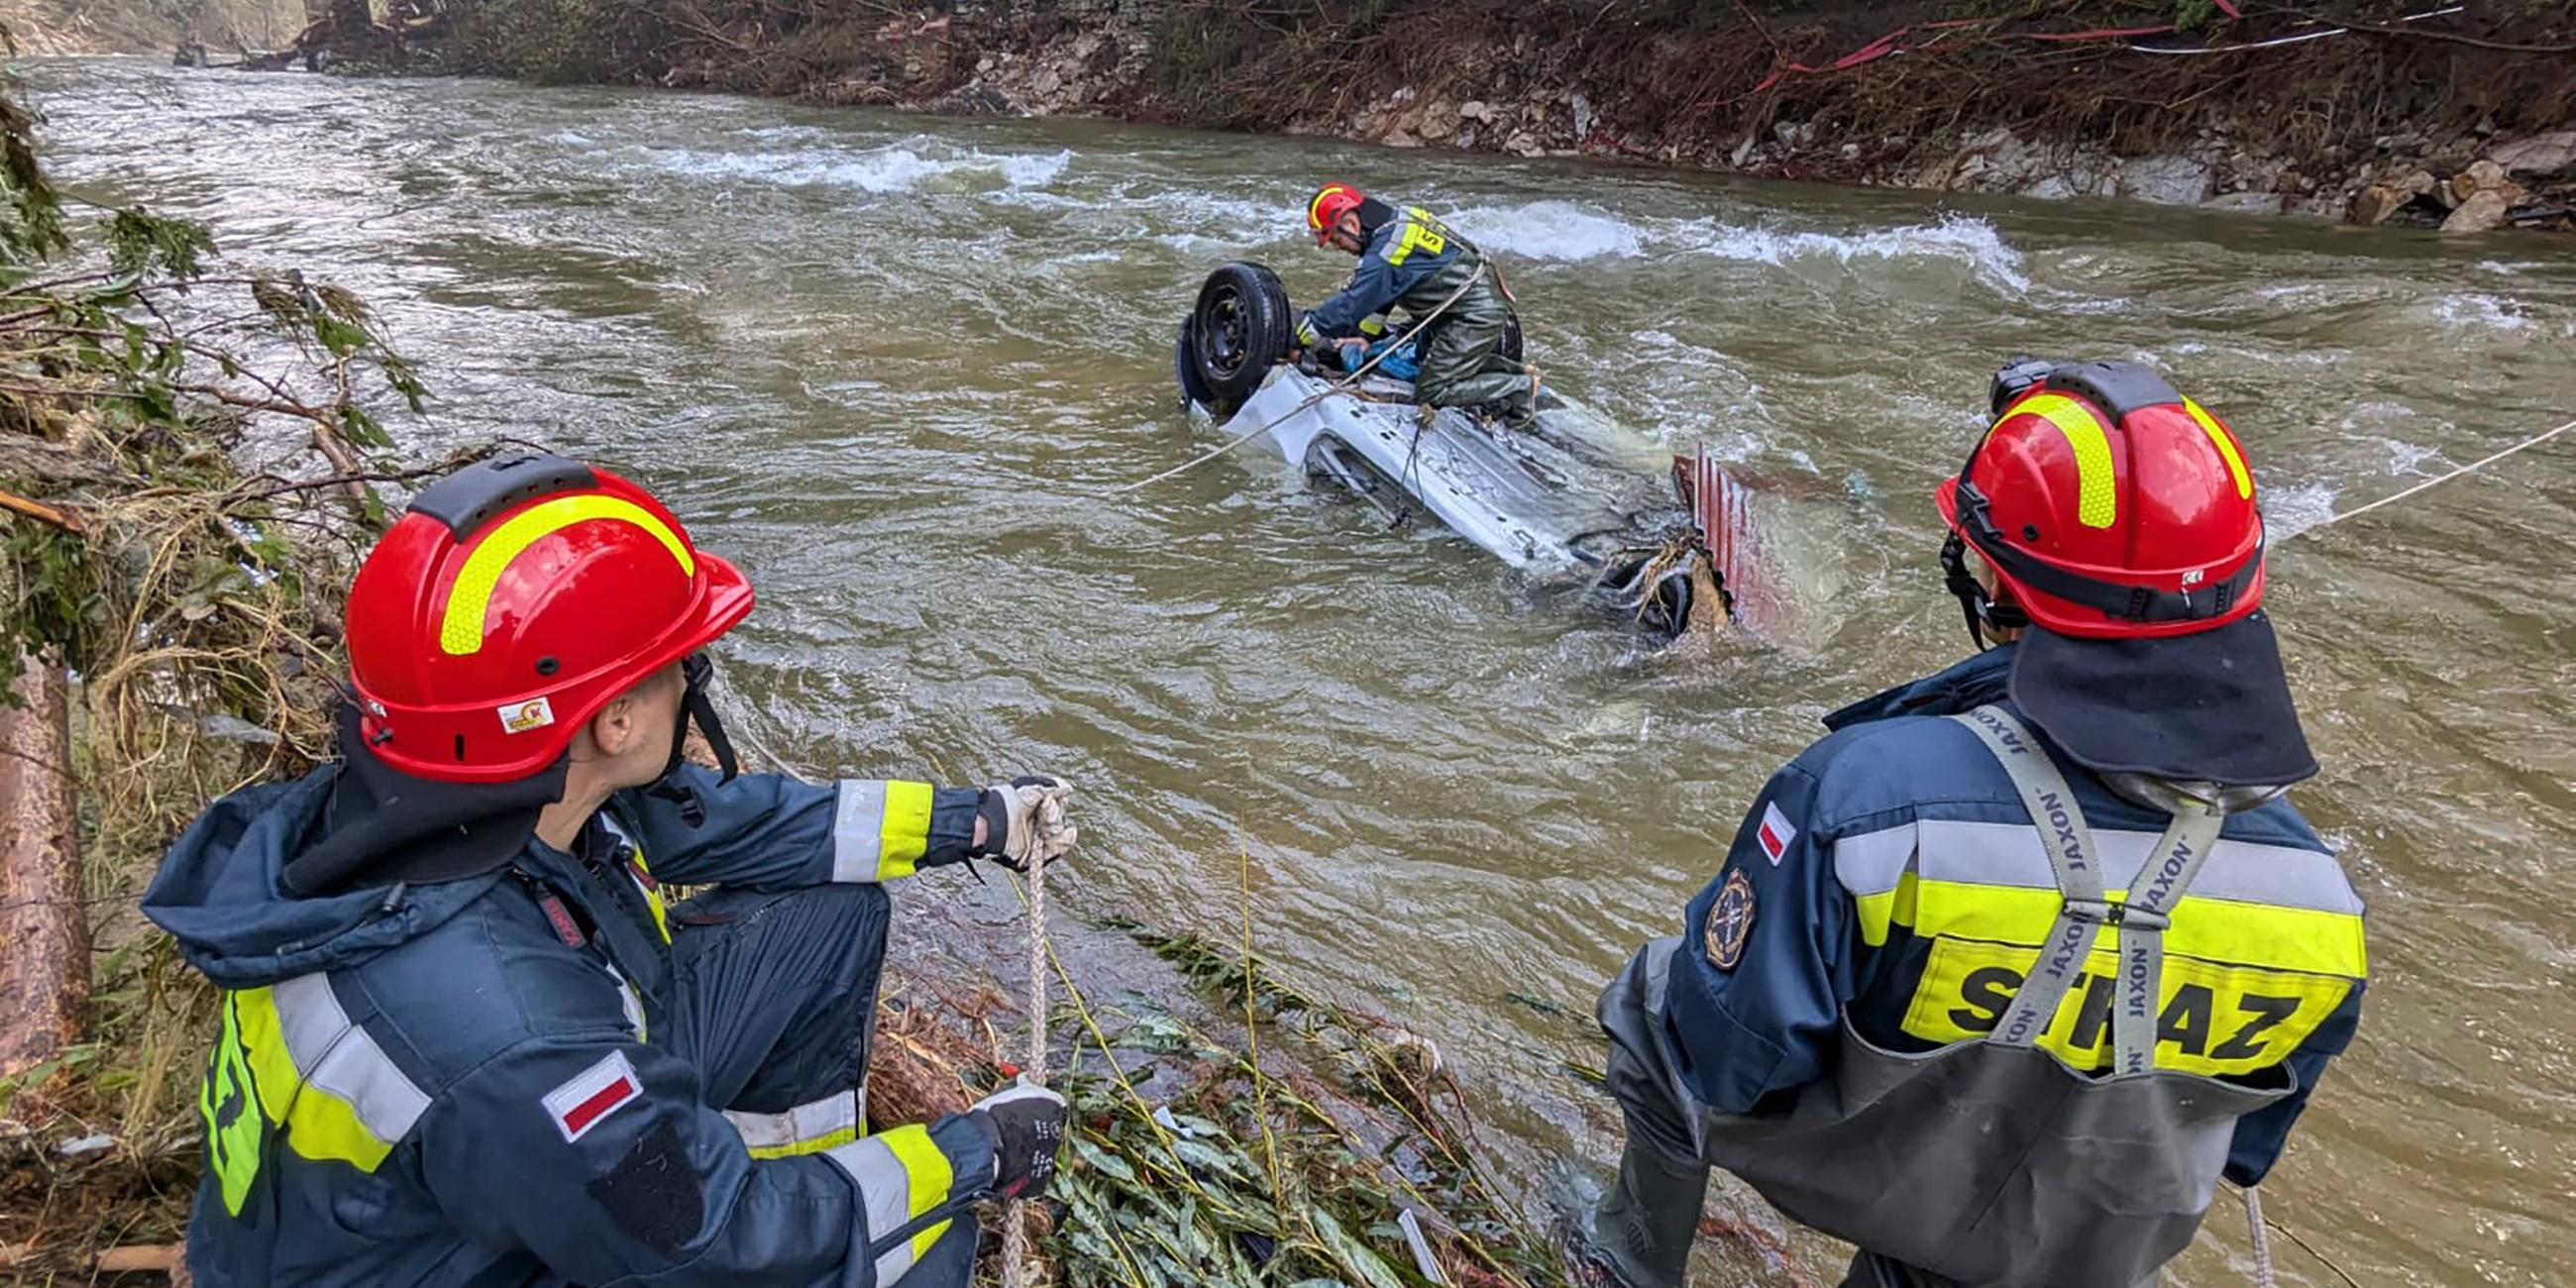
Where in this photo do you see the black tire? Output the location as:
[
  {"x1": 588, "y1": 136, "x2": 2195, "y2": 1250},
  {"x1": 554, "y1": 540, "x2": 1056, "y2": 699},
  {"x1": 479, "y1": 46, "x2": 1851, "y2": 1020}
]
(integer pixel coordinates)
[
  {"x1": 1173, "y1": 315, "x2": 1218, "y2": 411},
  {"x1": 1500, "y1": 312, "x2": 1525, "y2": 363},
  {"x1": 1190, "y1": 262, "x2": 1293, "y2": 416}
]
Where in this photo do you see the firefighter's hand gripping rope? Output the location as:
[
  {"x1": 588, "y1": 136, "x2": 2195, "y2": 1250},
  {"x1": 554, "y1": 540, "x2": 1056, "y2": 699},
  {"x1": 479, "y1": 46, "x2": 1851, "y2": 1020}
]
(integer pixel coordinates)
[{"x1": 990, "y1": 780, "x2": 1076, "y2": 1288}]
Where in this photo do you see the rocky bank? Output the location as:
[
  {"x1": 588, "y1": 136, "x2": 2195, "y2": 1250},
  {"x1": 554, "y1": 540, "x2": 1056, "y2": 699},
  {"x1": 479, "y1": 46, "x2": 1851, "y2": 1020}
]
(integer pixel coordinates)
[
  {"x1": 26, "y1": 0, "x2": 2576, "y2": 234},
  {"x1": 885, "y1": 1, "x2": 2576, "y2": 234}
]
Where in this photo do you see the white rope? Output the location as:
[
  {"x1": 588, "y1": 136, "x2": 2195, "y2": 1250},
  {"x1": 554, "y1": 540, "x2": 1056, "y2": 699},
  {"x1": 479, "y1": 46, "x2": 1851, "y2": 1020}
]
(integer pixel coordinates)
[
  {"x1": 2244, "y1": 1185, "x2": 2279, "y2": 1288},
  {"x1": 2294, "y1": 415, "x2": 2575, "y2": 536},
  {"x1": 1001, "y1": 847, "x2": 1047, "y2": 1288},
  {"x1": 1115, "y1": 261, "x2": 1489, "y2": 494},
  {"x1": 2128, "y1": 4, "x2": 2464, "y2": 54}
]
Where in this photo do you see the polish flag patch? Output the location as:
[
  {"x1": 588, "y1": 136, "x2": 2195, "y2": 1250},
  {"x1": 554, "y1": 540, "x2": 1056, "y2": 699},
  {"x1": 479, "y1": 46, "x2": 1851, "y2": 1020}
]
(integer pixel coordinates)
[
  {"x1": 544, "y1": 1051, "x2": 643, "y2": 1143},
  {"x1": 1755, "y1": 802, "x2": 1797, "y2": 866}
]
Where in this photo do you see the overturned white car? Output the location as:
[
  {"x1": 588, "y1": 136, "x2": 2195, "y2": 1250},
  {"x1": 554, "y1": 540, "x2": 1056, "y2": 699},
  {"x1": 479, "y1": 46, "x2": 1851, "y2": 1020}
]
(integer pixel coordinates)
[{"x1": 1172, "y1": 262, "x2": 1758, "y2": 638}]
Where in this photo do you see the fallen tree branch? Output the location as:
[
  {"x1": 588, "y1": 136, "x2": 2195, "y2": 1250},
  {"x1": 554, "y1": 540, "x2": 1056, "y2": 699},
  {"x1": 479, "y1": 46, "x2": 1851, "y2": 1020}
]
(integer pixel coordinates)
[
  {"x1": 227, "y1": 459, "x2": 459, "y2": 505},
  {"x1": 0, "y1": 653, "x2": 86, "y2": 1080},
  {"x1": 0, "y1": 1241, "x2": 186, "y2": 1273},
  {"x1": 0, "y1": 486, "x2": 81, "y2": 532}
]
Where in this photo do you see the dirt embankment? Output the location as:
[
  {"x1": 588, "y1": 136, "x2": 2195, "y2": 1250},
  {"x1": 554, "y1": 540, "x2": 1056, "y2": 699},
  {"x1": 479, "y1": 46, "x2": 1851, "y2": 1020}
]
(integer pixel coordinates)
[
  {"x1": 504, "y1": 0, "x2": 2576, "y2": 234},
  {"x1": 0, "y1": 0, "x2": 300, "y2": 55},
  {"x1": 28, "y1": 2, "x2": 2576, "y2": 231}
]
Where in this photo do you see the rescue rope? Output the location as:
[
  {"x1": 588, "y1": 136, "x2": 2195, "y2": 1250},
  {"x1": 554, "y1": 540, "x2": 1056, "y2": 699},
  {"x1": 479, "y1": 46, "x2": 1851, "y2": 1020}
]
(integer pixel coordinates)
[
  {"x1": 2128, "y1": 4, "x2": 2462, "y2": 54},
  {"x1": 1114, "y1": 262, "x2": 1488, "y2": 494},
  {"x1": 1002, "y1": 844, "x2": 1047, "y2": 1288},
  {"x1": 2243, "y1": 1186, "x2": 2278, "y2": 1288},
  {"x1": 2292, "y1": 414, "x2": 2575, "y2": 536}
]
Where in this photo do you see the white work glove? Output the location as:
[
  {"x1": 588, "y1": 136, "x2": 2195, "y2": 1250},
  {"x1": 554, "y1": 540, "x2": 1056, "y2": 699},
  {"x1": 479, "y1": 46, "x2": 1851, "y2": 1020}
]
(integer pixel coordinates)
[
  {"x1": 972, "y1": 1078, "x2": 1067, "y2": 1200},
  {"x1": 979, "y1": 775, "x2": 1077, "y2": 872}
]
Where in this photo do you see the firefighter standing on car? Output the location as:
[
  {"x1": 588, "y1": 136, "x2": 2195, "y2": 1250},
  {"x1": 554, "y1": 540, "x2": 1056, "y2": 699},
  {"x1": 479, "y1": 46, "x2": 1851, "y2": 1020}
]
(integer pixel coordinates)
[
  {"x1": 1573, "y1": 360, "x2": 2369, "y2": 1288},
  {"x1": 144, "y1": 453, "x2": 1076, "y2": 1287},
  {"x1": 1300, "y1": 181, "x2": 1538, "y2": 432}
]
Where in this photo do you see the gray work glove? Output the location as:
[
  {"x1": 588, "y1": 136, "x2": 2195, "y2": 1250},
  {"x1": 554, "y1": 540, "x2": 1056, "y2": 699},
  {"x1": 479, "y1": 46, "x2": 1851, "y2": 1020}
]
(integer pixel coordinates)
[
  {"x1": 972, "y1": 1078, "x2": 1067, "y2": 1200},
  {"x1": 976, "y1": 775, "x2": 1077, "y2": 872}
]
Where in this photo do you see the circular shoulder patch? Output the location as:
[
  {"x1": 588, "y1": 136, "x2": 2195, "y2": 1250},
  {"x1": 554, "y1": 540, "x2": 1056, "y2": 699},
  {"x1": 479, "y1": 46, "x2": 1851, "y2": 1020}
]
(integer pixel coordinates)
[{"x1": 1704, "y1": 868, "x2": 1756, "y2": 972}]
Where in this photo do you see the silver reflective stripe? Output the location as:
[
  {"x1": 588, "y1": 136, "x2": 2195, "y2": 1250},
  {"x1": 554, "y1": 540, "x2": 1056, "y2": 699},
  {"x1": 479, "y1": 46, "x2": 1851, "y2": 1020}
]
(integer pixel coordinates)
[
  {"x1": 832, "y1": 780, "x2": 893, "y2": 883},
  {"x1": 1832, "y1": 823, "x2": 1917, "y2": 898},
  {"x1": 1951, "y1": 706, "x2": 2104, "y2": 1049},
  {"x1": 824, "y1": 1135, "x2": 919, "y2": 1282},
  {"x1": 271, "y1": 972, "x2": 432, "y2": 1143},
  {"x1": 725, "y1": 1089, "x2": 861, "y2": 1152},
  {"x1": 603, "y1": 961, "x2": 646, "y2": 1040},
  {"x1": 1908, "y1": 819, "x2": 2359, "y2": 913}
]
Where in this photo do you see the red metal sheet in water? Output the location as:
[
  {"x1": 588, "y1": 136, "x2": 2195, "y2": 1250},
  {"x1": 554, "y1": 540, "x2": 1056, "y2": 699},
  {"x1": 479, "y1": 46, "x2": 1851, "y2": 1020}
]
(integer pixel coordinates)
[{"x1": 1672, "y1": 446, "x2": 1775, "y2": 635}]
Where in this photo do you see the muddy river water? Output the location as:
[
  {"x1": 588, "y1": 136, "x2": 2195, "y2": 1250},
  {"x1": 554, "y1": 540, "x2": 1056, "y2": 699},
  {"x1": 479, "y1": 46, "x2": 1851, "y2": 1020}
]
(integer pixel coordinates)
[{"x1": 33, "y1": 56, "x2": 2576, "y2": 1286}]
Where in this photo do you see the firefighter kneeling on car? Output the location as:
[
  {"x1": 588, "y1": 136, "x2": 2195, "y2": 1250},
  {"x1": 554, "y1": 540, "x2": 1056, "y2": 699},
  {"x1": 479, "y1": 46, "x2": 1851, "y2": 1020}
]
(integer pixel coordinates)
[
  {"x1": 1573, "y1": 360, "x2": 2370, "y2": 1288},
  {"x1": 144, "y1": 452, "x2": 1076, "y2": 1287}
]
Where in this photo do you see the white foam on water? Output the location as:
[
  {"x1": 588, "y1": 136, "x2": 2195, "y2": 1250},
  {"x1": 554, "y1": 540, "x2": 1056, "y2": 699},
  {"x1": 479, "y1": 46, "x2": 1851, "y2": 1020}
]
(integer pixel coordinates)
[
  {"x1": 2430, "y1": 292, "x2": 2532, "y2": 332},
  {"x1": 642, "y1": 142, "x2": 1072, "y2": 194},
  {"x1": 1452, "y1": 202, "x2": 2029, "y2": 294},
  {"x1": 546, "y1": 129, "x2": 594, "y2": 146},
  {"x1": 1449, "y1": 200, "x2": 1645, "y2": 260},
  {"x1": 1443, "y1": 203, "x2": 2025, "y2": 292},
  {"x1": 2262, "y1": 480, "x2": 2339, "y2": 539},
  {"x1": 2388, "y1": 440, "x2": 2443, "y2": 477},
  {"x1": 1679, "y1": 214, "x2": 2032, "y2": 294},
  {"x1": 733, "y1": 125, "x2": 835, "y2": 145}
]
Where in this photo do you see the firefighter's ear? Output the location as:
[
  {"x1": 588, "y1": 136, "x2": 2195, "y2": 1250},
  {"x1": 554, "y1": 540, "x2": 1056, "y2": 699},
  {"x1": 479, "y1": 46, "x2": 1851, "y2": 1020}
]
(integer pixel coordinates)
[{"x1": 586, "y1": 666, "x2": 670, "y2": 762}]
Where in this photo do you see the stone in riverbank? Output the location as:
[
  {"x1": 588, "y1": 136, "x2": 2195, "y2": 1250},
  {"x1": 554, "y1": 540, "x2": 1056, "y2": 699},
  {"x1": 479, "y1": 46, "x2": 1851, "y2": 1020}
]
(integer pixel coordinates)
[{"x1": 2490, "y1": 130, "x2": 2576, "y2": 177}]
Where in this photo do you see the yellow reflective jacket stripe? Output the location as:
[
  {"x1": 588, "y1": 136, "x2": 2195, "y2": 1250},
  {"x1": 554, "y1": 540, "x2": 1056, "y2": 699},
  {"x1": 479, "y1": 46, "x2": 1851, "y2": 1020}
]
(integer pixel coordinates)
[
  {"x1": 211, "y1": 975, "x2": 433, "y2": 1185},
  {"x1": 1837, "y1": 826, "x2": 2364, "y2": 1078},
  {"x1": 826, "y1": 1124, "x2": 958, "y2": 1281},
  {"x1": 729, "y1": 1088, "x2": 865, "y2": 1159},
  {"x1": 830, "y1": 780, "x2": 936, "y2": 882},
  {"x1": 881, "y1": 1124, "x2": 955, "y2": 1262}
]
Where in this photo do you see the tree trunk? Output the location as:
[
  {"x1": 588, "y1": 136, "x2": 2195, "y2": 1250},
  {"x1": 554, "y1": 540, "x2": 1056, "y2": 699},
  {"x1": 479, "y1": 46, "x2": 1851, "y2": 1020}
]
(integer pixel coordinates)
[{"x1": 0, "y1": 652, "x2": 87, "y2": 1079}]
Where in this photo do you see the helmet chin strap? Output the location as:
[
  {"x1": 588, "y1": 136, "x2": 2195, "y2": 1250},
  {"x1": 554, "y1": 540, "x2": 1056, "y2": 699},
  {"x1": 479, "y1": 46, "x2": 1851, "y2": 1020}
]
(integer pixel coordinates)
[
  {"x1": 1939, "y1": 532, "x2": 2025, "y2": 650},
  {"x1": 647, "y1": 653, "x2": 739, "y2": 825}
]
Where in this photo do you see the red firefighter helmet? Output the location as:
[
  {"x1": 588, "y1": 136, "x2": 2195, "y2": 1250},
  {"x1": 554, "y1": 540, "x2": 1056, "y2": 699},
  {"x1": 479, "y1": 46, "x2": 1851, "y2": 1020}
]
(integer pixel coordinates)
[
  {"x1": 1308, "y1": 182, "x2": 1366, "y2": 246},
  {"x1": 1935, "y1": 361, "x2": 2264, "y2": 640},
  {"x1": 344, "y1": 453, "x2": 754, "y2": 784}
]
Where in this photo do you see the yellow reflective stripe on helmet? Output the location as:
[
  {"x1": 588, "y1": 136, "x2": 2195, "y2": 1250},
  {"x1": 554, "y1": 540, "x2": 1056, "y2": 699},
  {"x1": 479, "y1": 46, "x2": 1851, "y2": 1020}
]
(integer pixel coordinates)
[
  {"x1": 1308, "y1": 186, "x2": 1339, "y2": 229},
  {"x1": 2011, "y1": 393, "x2": 2119, "y2": 530},
  {"x1": 230, "y1": 986, "x2": 396, "y2": 1173},
  {"x1": 2184, "y1": 398, "x2": 2255, "y2": 499},
  {"x1": 439, "y1": 495, "x2": 696, "y2": 655},
  {"x1": 877, "y1": 781, "x2": 934, "y2": 881},
  {"x1": 879, "y1": 1123, "x2": 955, "y2": 1262}
]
